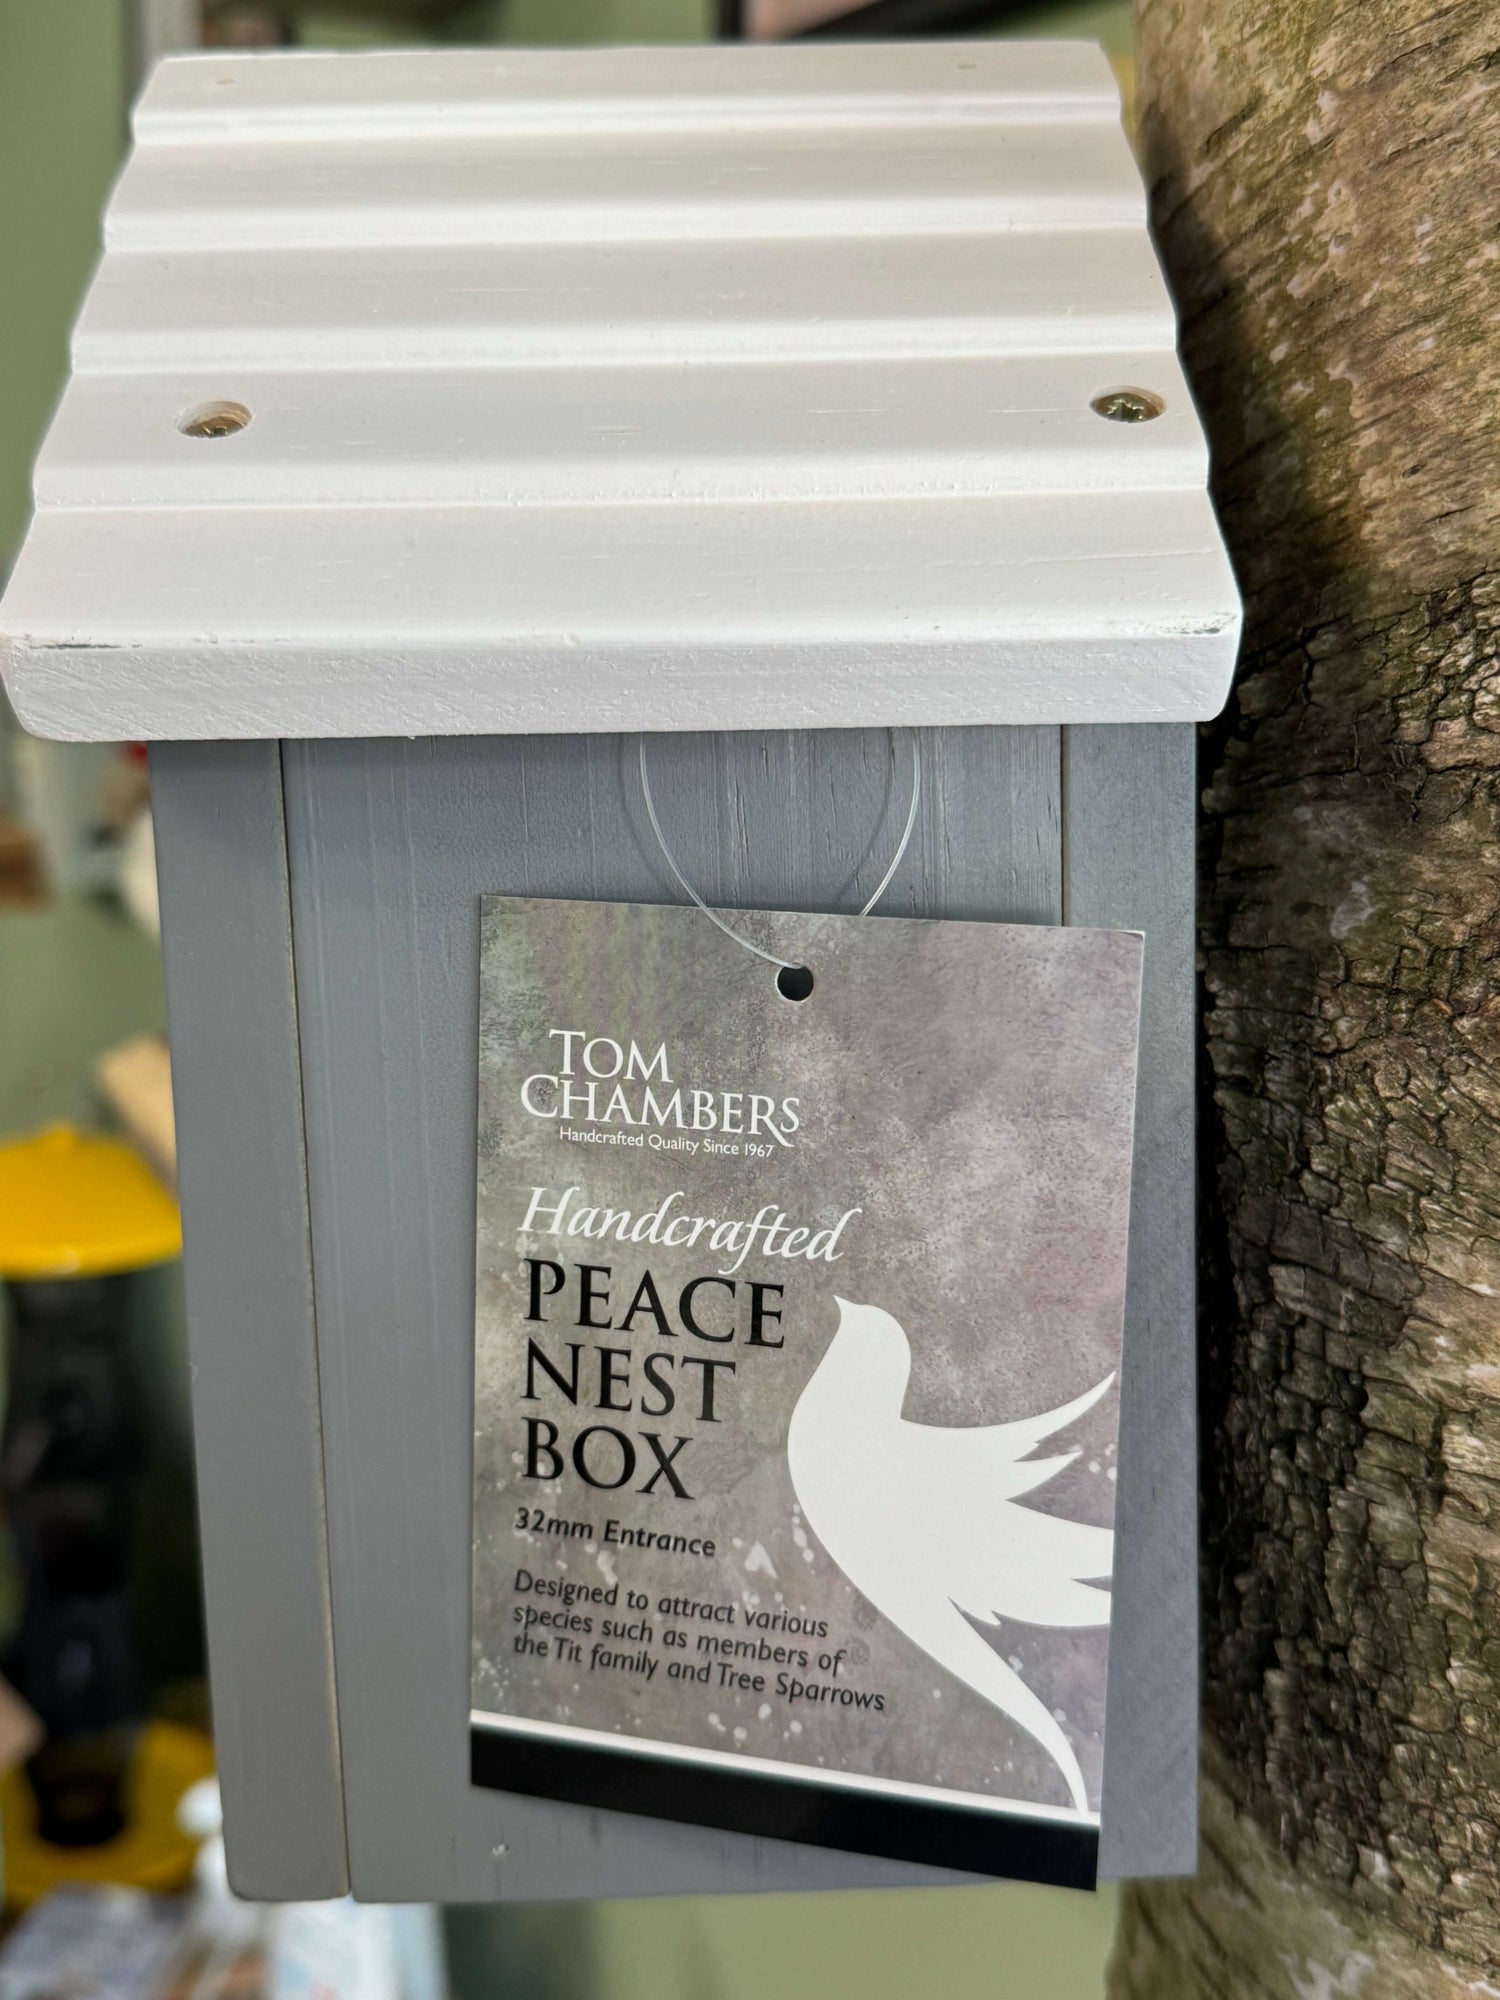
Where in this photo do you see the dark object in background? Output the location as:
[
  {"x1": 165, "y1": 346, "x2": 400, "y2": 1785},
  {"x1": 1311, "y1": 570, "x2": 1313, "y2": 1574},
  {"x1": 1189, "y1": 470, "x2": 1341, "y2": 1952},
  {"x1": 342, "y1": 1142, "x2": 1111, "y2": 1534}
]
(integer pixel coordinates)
[
  {"x1": 199, "y1": 0, "x2": 483, "y2": 38},
  {"x1": 0, "y1": 819, "x2": 45, "y2": 909},
  {"x1": 719, "y1": 0, "x2": 1037, "y2": 38},
  {"x1": 2, "y1": 1277, "x2": 146, "y2": 1847},
  {"x1": 201, "y1": 1, "x2": 292, "y2": 46},
  {"x1": 0, "y1": 1128, "x2": 181, "y2": 1855}
]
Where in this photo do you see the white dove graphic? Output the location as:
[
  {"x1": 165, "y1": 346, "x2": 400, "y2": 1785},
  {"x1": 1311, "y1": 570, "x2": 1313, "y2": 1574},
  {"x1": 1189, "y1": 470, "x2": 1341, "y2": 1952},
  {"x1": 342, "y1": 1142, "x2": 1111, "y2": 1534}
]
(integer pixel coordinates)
[{"x1": 786, "y1": 1298, "x2": 1115, "y2": 1815}]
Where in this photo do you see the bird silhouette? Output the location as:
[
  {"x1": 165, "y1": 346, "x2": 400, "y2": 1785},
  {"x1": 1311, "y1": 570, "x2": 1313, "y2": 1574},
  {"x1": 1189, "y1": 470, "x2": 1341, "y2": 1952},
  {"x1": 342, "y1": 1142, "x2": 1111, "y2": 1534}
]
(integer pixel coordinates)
[{"x1": 786, "y1": 1297, "x2": 1115, "y2": 1815}]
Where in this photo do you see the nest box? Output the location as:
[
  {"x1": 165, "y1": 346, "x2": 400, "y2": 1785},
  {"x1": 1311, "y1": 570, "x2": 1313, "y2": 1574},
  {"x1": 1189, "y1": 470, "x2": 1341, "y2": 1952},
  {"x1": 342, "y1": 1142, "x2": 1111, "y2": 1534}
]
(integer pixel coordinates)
[{"x1": 0, "y1": 41, "x2": 1236, "y2": 1901}]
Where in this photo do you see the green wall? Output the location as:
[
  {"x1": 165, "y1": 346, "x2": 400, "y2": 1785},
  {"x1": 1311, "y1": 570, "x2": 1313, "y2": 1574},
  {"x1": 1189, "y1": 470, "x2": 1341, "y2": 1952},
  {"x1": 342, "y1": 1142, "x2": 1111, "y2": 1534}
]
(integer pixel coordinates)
[
  {"x1": 0, "y1": 0, "x2": 127, "y2": 569},
  {"x1": 448, "y1": 1877, "x2": 1118, "y2": 2000}
]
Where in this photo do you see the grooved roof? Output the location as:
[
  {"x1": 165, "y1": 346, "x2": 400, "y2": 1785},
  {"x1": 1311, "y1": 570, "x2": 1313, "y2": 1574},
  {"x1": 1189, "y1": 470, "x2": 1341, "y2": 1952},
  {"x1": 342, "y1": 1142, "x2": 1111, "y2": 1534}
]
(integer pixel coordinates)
[{"x1": 0, "y1": 42, "x2": 1239, "y2": 741}]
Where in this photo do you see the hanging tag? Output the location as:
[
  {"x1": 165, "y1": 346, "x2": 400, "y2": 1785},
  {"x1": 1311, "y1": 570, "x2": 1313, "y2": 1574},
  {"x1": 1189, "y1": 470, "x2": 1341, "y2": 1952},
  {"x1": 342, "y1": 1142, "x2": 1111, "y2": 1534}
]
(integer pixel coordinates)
[{"x1": 469, "y1": 896, "x2": 1142, "y2": 1889}]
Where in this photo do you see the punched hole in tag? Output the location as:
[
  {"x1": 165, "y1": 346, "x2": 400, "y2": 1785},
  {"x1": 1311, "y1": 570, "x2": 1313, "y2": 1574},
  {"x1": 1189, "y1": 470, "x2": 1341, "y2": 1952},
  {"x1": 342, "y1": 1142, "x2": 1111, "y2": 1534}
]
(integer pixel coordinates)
[{"x1": 775, "y1": 965, "x2": 815, "y2": 1004}]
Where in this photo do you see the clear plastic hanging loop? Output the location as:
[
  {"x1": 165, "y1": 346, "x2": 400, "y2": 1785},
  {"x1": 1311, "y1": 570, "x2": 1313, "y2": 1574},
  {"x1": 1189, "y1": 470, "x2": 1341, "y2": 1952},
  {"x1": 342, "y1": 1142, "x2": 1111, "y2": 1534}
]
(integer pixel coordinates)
[{"x1": 637, "y1": 732, "x2": 921, "y2": 973}]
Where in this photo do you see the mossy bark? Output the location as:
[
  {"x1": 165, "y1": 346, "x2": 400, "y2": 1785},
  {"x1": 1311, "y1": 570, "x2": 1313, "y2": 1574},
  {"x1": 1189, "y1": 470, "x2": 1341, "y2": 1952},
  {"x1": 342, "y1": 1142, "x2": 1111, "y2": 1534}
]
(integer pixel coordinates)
[{"x1": 1112, "y1": 2, "x2": 1500, "y2": 1992}]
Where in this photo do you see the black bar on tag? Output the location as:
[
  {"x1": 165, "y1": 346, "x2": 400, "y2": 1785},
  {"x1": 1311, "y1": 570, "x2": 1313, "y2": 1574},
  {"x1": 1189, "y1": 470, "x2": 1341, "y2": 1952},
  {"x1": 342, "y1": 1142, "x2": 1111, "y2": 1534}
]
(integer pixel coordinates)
[{"x1": 470, "y1": 1724, "x2": 1099, "y2": 1891}]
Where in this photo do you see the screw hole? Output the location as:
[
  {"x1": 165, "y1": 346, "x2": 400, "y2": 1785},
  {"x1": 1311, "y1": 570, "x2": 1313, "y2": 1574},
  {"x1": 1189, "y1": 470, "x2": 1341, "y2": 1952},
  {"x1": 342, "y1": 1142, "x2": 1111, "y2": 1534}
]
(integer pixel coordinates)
[
  {"x1": 776, "y1": 964, "x2": 815, "y2": 1003},
  {"x1": 179, "y1": 400, "x2": 251, "y2": 439},
  {"x1": 1091, "y1": 387, "x2": 1165, "y2": 424}
]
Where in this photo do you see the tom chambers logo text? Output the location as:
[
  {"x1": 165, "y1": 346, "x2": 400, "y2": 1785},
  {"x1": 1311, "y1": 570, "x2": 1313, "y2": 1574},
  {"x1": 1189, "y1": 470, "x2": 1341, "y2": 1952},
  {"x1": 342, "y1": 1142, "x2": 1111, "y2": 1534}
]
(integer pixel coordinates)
[{"x1": 520, "y1": 1031, "x2": 801, "y2": 1149}]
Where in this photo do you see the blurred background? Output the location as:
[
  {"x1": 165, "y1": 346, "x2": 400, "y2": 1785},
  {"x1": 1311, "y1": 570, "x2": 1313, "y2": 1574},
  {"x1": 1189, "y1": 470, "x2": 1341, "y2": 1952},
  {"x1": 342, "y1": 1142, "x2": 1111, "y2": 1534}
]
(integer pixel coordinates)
[{"x1": 0, "y1": 1, "x2": 1129, "y2": 1993}]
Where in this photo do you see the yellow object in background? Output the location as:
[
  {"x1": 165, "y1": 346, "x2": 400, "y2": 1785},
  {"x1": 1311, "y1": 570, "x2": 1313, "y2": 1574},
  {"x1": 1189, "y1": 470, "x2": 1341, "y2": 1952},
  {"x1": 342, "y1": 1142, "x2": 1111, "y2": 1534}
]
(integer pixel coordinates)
[
  {"x1": 0, "y1": 1125, "x2": 181, "y2": 1279},
  {"x1": 0, "y1": 1722, "x2": 215, "y2": 1909}
]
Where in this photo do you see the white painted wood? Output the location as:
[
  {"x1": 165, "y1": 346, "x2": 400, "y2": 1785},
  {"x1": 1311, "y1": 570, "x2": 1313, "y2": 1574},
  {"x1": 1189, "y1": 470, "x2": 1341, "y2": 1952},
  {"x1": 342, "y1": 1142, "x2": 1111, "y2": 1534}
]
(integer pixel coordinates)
[
  {"x1": 0, "y1": 494, "x2": 1235, "y2": 740},
  {"x1": 0, "y1": 42, "x2": 1239, "y2": 741},
  {"x1": 39, "y1": 355, "x2": 1209, "y2": 507},
  {"x1": 72, "y1": 232, "x2": 1179, "y2": 371},
  {"x1": 109, "y1": 125, "x2": 1146, "y2": 253},
  {"x1": 134, "y1": 40, "x2": 1126, "y2": 134}
]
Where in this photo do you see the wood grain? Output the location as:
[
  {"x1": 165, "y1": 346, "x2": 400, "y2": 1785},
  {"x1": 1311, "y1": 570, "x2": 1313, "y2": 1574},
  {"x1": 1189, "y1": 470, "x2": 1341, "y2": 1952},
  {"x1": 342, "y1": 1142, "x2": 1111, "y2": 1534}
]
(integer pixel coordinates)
[
  {"x1": 150, "y1": 741, "x2": 347, "y2": 1899},
  {"x1": 1067, "y1": 724, "x2": 1198, "y2": 1883},
  {"x1": 284, "y1": 725, "x2": 1072, "y2": 1900}
]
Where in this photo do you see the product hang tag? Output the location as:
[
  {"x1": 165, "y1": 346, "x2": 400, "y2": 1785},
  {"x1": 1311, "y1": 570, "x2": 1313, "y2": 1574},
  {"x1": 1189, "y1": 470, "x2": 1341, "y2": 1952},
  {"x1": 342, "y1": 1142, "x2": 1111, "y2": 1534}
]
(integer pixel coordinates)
[{"x1": 469, "y1": 896, "x2": 1143, "y2": 1890}]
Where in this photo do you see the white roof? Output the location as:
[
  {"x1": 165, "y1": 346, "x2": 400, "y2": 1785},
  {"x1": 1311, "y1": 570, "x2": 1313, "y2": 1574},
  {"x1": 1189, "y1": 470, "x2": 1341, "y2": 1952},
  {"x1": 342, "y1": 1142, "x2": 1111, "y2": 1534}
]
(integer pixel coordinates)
[{"x1": 0, "y1": 42, "x2": 1239, "y2": 741}]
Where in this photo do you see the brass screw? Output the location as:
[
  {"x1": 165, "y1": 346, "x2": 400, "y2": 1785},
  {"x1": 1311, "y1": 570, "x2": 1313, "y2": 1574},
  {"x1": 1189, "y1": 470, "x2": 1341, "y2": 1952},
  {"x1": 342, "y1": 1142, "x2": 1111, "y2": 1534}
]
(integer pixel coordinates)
[
  {"x1": 1091, "y1": 388, "x2": 1166, "y2": 424},
  {"x1": 179, "y1": 401, "x2": 252, "y2": 439}
]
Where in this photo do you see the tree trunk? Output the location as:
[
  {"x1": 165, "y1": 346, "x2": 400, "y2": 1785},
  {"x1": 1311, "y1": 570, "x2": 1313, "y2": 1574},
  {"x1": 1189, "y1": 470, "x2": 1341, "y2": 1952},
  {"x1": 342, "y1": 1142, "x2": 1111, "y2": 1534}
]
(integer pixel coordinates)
[{"x1": 1111, "y1": 3, "x2": 1500, "y2": 1994}]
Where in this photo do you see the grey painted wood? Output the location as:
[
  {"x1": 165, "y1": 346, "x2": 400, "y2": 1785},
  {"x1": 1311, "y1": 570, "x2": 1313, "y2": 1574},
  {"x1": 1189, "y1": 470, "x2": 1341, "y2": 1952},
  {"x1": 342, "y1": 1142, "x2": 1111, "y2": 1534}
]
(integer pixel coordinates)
[
  {"x1": 149, "y1": 742, "x2": 347, "y2": 1899},
  {"x1": 1065, "y1": 723, "x2": 1199, "y2": 1881},
  {"x1": 282, "y1": 726, "x2": 1063, "y2": 1901}
]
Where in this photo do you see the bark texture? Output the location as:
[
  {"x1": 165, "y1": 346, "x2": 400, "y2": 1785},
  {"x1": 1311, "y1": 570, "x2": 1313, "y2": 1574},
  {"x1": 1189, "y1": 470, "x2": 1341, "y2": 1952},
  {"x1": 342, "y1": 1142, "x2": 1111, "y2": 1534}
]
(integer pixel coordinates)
[{"x1": 1112, "y1": 1, "x2": 1500, "y2": 1993}]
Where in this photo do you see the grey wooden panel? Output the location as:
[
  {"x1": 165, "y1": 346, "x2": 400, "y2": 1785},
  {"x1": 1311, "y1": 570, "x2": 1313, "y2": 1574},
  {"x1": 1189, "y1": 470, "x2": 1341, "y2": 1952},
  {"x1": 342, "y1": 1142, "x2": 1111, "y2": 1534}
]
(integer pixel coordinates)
[
  {"x1": 282, "y1": 726, "x2": 1062, "y2": 1901},
  {"x1": 1065, "y1": 723, "x2": 1198, "y2": 1880},
  {"x1": 149, "y1": 741, "x2": 347, "y2": 1899}
]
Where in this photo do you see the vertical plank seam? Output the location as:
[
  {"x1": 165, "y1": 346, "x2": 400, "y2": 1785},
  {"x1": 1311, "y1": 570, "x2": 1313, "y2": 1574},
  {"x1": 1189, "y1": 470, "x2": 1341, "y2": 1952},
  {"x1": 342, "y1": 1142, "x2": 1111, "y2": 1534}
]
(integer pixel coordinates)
[{"x1": 275, "y1": 735, "x2": 353, "y2": 1883}]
